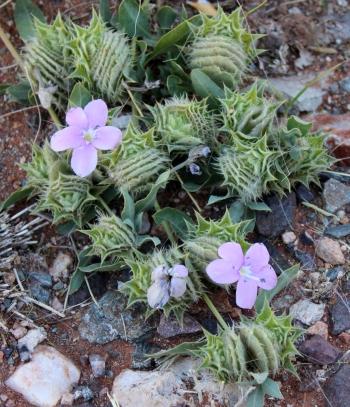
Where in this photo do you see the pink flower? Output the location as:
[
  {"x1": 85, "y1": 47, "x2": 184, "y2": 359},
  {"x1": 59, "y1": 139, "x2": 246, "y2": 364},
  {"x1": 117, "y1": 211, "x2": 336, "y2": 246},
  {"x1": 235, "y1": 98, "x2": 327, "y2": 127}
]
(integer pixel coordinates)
[
  {"x1": 147, "y1": 264, "x2": 188, "y2": 309},
  {"x1": 50, "y1": 99, "x2": 122, "y2": 177},
  {"x1": 206, "y1": 242, "x2": 277, "y2": 309}
]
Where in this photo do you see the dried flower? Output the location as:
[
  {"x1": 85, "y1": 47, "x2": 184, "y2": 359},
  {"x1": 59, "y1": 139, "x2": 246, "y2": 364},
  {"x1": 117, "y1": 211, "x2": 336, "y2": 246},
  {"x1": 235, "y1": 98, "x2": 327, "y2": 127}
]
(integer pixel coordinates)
[
  {"x1": 189, "y1": 163, "x2": 202, "y2": 176},
  {"x1": 147, "y1": 264, "x2": 188, "y2": 309},
  {"x1": 206, "y1": 242, "x2": 277, "y2": 309},
  {"x1": 50, "y1": 99, "x2": 122, "y2": 177}
]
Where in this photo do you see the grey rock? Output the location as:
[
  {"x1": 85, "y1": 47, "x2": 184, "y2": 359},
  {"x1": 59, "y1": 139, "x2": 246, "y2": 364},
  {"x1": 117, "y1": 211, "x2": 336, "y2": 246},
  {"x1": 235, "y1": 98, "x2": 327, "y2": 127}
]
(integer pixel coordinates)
[
  {"x1": 74, "y1": 386, "x2": 94, "y2": 401},
  {"x1": 323, "y1": 179, "x2": 350, "y2": 213},
  {"x1": 296, "y1": 184, "x2": 314, "y2": 203},
  {"x1": 290, "y1": 299, "x2": 325, "y2": 326},
  {"x1": 78, "y1": 291, "x2": 157, "y2": 344},
  {"x1": 89, "y1": 354, "x2": 105, "y2": 378},
  {"x1": 112, "y1": 358, "x2": 246, "y2": 407},
  {"x1": 157, "y1": 313, "x2": 202, "y2": 338},
  {"x1": 299, "y1": 335, "x2": 342, "y2": 365},
  {"x1": 339, "y1": 77, "x2": 350, "y2": 93},
  {"x1": 111, "y1": 114, "x2": 132, "y2": 130},
  {"x1": 256, "y1": 193, "x2": 296, "y2": 237},
  {"x1": 131, "y1": 341, "x2": 160, "y2": 370},
  {"x1": 315, "y1": 237, "x2": 345, "y2": 265},
  {"x1": 324, "y1": 365, "x2": 350, "y2": 407},
  {"x1": 294, "y1": 249, "x2": 316, "y2": 271},
  {"x1": 269, "y1": 75, "x2": 325, "y2": 112},
  {"x1": 321, "y1": 12, "x2": 350, "y2": 44},
  {"x1": 325, "y1": 224, "x2": 350, "y2": 238},
  {"x1": 28, "y1": 272, "x2": 52, "y2": 287},
  {"x1": 326, "y1": 266, "x2": 344, "y2": 282},
  {"x1": 330, "y1": 297, "x2": 350, "y2": 335},
  {"x1": 272, "y1": 294, "x2": 295, "y2": 312}
]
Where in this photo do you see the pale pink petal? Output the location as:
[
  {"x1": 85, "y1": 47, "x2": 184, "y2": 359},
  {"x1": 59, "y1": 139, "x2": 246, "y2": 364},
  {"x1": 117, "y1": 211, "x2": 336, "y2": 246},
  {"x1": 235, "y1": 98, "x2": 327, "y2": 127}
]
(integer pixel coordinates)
[
  {"x1": 151, "y1": 265, "x2": 168, "y2": 281},
  {"x1": 66, "y1": 107, "x2": 88, "y2": 129},
  {"x1": 218, "y1": 242, "x2": 244, "y2": 267},
  {"x1": 244, "y1": 243, "x2": 270, "y2": 273},
  {"x1": 206, "y1": 259, "x2": 240, "y2": 285},
  {"x1": 147, "y1": 280, "x2": 170, "y2": 308},
  {"x1": 71, "y1": 144, "x2": 97, "y2": 177},
  {"x1": 93, "y1": 126, "x2": 122, "y2": 150},
  {"x1": 50, "y1": 126, "x2": 83, "y2": 151},
  {"x1": 169, "y1": 265, "x2": 188, "y2": 278},
  {"x1": 84, "y1": 99, "x2": 108, "y2": 128},
  {"x1": 256, "y1": 265, "x2": 277, "y2": 290},
  {"x1": 236, "y1": 278, "x2": 258, "y2": 309},
  {"x1": 170, "y1": 277, "x2": 187, "y2": 298}
]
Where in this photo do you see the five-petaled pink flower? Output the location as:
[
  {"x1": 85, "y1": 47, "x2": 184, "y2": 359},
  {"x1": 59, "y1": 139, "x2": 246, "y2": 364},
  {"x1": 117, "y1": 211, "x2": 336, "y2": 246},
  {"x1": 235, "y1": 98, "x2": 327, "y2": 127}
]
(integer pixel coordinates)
[
  {"x1": 50, "y1": 99, "x2": 122, "y2": 177},
  {"x1": 206, "y1": 242, "x2": 277, "y2": 309}
]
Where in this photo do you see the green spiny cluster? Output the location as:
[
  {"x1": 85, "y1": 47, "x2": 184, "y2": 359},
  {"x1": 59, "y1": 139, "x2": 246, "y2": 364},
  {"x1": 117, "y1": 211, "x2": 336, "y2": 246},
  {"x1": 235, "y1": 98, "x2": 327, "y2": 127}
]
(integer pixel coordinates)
[
  {"x1": 106, "y1": 125, "x2": 170, "y2": 195},
  {"x1": 23, "y1": 143, "x2": 94, "y2": 225},
  {"x1": 82, "y1": 213, "x2": 136, "y2": 261},
  {"x1": 184, "y1": 211, "x2": 251, "y2": 271},
  {"x1": 154, "y1": 304, "x2": 300, "y2": 383},
  {"x1": 23, "y1": 13, "x2": 132, "y2": 110},
  {"x1": 151, "y1": 97, "x2": 216, "y2": 153},
  {"x1": 220, "y1": 84, "x2": 279, "y2": 139},
  {"x1": 121, "y1": 246, "x2": 204, "y2": 322},
  {"x1": 189, "y1": 8, "x2": 263, "y2": 88}
]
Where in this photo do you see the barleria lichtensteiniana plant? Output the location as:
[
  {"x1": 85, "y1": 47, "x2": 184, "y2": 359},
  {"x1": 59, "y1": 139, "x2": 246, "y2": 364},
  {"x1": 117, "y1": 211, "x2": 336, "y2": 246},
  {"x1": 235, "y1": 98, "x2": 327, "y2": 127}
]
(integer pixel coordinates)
[{"x1": 1, "y1": 1, "x2": 334, "y2": 404}]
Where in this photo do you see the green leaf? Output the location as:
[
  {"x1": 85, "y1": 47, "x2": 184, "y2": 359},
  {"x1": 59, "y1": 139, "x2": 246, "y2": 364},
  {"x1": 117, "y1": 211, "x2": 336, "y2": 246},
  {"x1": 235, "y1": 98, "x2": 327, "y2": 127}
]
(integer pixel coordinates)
[
  {"x1": 207, "y1": 192, "x2": 231, "y2": 205},
  {"x1": 56, "y1": 221, "x2": 77, "y2": 236},
  {"x1": 149, "y1": 14, "x2": 201, "y2": 61},
  {"x1": 255, "y1": 264, "x2": 299, "y2": 312},
  {"x1": 120, "y1": 187, "x2": 135, "y2": 225},
  {"x1": 99, "y1": 0, "x2": 112, "y2": 23},
  {"x1": 68, "y1": 269, "x2": 85, "y2": 294},
  {"x1": 14, "y1": 0, "x2": 45, "y2": 41},
  {"x1": 118, "y1": 0, "x2": 151, "y2": 39},
  {"x1": 167, "y1": 75, "x2": 188, "y2": 96},
  {"x1": 79, "y1": 261, "x2": 122, "y2": 273},
  {"x1": 246, "y1": 201, "x2": 271, "y2": 212},
  {"x1": 135, "y1": 170, "x2": 170, "y2": 214},
  {"x1": 69, "y1": 83, "x2": 92, "y2": 107},
  {"x1": 0, "y1": 187, "x2": 33, "y2": 212},
  {"x1": 157, "y1": 6, "x2": 177, "y2": 30},
  {"x1": 135, "y1": 235, "x2": 161, "y2": 247},
  {"x1": 7, "y1": 81, "x2": 33, "y2": 105},
  {"x1": 251, "y1": 372, "x2": 269, "y2": 384},
  {"x1": 229, "y1": 200, "x2": 245, "y2": 223},
  {"x1": 191, "y1": 69, "x2": 225, "y2": 100},
  {"x1": 153, "y1": 207, "x2": 194, "y2": 240},
  {"x1": 0, "y1": 84, "x2": 9, "y2": 96},
  {"x1": 247, "y1": 386, "x2": 264, "y2": 407},
  {"x1": 287, "y1": 115, "x2": 312, "y2": 136},
  {"x1": 262, "y1": 378, "x2": 283, "y2": 399}
]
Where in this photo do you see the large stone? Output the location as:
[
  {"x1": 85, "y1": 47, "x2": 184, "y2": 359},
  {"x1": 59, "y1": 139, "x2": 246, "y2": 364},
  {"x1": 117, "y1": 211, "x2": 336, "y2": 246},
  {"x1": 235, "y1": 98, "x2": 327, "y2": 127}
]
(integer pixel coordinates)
[
  {"x1": 78, "y1": 291, "x2": 157, "y2": 344},
  {"x1": 157, "y1": 313, "x2": 202, "y2": 338},
  {"x1": 112, "y1": 358, "x2": 246, "y2": 407},
  {"x1": 323, "y1": 365, "x2": 350, "y2": 407},
  {"x1": 6, "y1": 346, "x2": 80, "y2": 407},
  {"x1": 269, "y1": 74, "x2": 326, "y2": 112},
  {"x1": 298, "y1": 335, "x2": 341, "y2": 365},
  {"x1": 290, "y1": 299, "x2": 325, "y2": 326},
  {"x1": 330, "y1": 297, "x2": 350, "y2": 335},
  {"x1": 315, "y1": 237, "x2": 345, "y2": 265},
  {"x1": 256, "y1": 193, "x2": 296, "y2": 237},
  {"x1": 323, "y1": 179, "x2": 350, "y2": 213}
]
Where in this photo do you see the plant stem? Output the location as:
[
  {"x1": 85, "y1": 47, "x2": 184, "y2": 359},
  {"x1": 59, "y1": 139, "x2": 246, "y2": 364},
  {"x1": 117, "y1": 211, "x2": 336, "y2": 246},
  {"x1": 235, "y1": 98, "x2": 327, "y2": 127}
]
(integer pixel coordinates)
[
  {"x1": 48, "y1": 106, "x2": 62, "y2": 129},
  {"x1": 154, "y1": 200, "x2": 177, "y2": 245},
  {"x1": 174, "y1": 171, "x2": 202, "y2": 213},
  {"x1": 0, "y1": 23, "x2": 25, "y2": 71},
  {"x1": 97, "y1": 197, "x2": 115, "y2": 217},
  {"x1": 203, "y1": 293, "x2": 228, "y2": 330}
]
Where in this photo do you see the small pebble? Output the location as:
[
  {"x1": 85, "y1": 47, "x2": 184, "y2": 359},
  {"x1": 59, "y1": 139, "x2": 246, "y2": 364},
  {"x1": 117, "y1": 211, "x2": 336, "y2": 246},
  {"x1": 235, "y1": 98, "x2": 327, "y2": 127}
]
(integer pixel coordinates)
[{"x1": 282, "y1": 231, "x2": 297, "y2": 245}]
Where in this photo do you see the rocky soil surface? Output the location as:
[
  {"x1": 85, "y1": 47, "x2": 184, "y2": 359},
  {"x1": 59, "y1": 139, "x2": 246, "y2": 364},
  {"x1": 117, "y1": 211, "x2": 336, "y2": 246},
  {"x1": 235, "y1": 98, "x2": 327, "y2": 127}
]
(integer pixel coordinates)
[{"x1": 1, "y1": 1, "x2": 350, "y2": 407}]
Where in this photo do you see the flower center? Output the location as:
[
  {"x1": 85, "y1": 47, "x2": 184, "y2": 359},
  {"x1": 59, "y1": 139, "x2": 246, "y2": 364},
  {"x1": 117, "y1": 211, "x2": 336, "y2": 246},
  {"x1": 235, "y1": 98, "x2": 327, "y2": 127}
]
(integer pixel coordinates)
[
  {"x1": 83, "y1": 129, "x2": 95, "y2": 144},
  {"x1": 239, "y1": 266, "x2": 260, "y2": 281}
]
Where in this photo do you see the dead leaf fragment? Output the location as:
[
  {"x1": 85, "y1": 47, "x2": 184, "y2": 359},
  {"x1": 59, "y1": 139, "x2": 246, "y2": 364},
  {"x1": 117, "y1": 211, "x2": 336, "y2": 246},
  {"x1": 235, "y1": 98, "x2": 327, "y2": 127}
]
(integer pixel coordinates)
[{"x1": 187, "y1": 0, "x2": 217, "y2": 17}]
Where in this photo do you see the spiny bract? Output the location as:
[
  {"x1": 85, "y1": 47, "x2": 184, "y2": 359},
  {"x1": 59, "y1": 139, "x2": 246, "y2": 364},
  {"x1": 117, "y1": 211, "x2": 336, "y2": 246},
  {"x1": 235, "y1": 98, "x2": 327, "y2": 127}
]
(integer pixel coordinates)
[
  {"x1": 151, "y1": 97, "x2": 216, "y2": 153},
  {"x1": 189, "y1": 7, "x2": 263, "y2": 88},
  {"x1": 106, "y1": 125, "x2": 170, "y2": 195}
]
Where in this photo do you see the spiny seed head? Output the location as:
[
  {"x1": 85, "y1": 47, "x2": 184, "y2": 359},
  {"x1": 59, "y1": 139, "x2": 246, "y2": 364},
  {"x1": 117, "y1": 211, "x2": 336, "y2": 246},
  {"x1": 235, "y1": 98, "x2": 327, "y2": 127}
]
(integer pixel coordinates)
[
  {"x1": 220, "y1": 83, "x2": 279, "y2": 138},
  {"x1": 151, "y1": 96, "x2": 216, "y2": 153}
]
